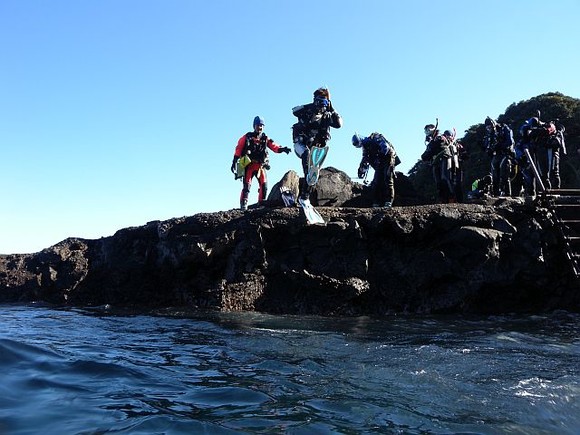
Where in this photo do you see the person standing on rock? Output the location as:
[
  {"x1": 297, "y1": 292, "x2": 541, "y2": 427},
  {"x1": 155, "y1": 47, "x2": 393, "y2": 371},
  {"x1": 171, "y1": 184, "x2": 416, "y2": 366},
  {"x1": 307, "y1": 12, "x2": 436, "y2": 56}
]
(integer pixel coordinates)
[
  {"x1": 421, "y1": 125, "x2": 463, "y2": 203},
  {"x1": 421, "y1": 124, "x2": 448, "y2": 202},
  {"x1": 231, "y1": 116, "x2": 291, "y2": 211},
  {"x1": 516, "y1": 116, "x2": 543, "y2": 197},
  {"x1": 352, "y1": 132, "x2": 399, "y2": 208},
  {"x1": 291, "y1": 87, "x2": 342, "y2": 201},
  {"x1": 483, "y1": 116, "x2": 515, "y2": 197}
]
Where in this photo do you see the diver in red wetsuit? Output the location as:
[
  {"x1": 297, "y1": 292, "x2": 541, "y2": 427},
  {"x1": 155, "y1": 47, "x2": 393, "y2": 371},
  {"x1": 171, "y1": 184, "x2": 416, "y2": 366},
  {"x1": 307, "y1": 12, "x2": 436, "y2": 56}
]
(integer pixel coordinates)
[{"x1": 231, "y1": 116, "x2": 290, "y2": 210}]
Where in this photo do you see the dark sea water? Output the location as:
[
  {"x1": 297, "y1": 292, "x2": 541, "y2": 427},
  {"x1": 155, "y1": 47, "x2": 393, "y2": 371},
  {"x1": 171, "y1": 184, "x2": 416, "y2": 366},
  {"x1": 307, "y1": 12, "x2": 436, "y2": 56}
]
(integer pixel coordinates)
[{"x1": 0, "y1": 304, "x2": 578, "y2": 434}]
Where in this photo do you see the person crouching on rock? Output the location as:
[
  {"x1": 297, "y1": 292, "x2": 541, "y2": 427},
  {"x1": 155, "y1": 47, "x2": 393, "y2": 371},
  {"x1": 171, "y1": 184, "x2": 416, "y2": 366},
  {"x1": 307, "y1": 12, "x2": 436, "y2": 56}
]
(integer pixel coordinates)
[
  {"x1": 352, "y1": 132, "x2": 399, "y2": 208},
  {"x1": 468, "y1": 174, "x2": 493, "y2": 200},
  {"x1": 230, "y1": 116, "x2": 291, "y2": 211}
]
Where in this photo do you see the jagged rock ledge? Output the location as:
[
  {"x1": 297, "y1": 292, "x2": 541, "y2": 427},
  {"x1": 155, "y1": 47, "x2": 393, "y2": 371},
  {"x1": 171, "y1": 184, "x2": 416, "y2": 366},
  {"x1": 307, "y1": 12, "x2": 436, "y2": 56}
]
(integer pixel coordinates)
[{"x1": 1, "y1": 198, "x2": 578, "y2": 316}]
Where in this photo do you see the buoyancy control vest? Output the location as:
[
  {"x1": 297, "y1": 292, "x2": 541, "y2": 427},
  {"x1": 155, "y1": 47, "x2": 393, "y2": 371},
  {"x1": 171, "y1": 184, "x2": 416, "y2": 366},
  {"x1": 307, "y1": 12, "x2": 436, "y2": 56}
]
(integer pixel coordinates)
[
  {"x1": 496, "y1": 124, "x2": 514, "y2": 152},
  {"x1": 292, "y1": 103, "x2": 338, "y2": 146},
  {"x1": 243, "y1": 132, "x2": 270, "y2": 164},
  {"x1": 364, "y1": 133, "x2": 394, "y2": 168}
]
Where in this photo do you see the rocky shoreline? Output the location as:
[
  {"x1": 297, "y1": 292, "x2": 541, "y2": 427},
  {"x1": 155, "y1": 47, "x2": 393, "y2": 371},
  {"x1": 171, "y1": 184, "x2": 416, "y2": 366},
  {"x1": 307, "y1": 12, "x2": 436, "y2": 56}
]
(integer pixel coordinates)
[
  {"x1": 1, "y1": 168, "x2": 578, "y2": 315},
  {"x1": 1, "y1": 173, "x2": 578, "y2": 315}
]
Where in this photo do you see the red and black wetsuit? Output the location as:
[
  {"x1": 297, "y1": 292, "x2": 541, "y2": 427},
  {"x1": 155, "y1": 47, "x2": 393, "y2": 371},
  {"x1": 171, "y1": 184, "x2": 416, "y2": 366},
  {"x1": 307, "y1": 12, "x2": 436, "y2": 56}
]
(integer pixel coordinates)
[{"x1": 234, "y1": 131, "x2": 284, "y2": 205}]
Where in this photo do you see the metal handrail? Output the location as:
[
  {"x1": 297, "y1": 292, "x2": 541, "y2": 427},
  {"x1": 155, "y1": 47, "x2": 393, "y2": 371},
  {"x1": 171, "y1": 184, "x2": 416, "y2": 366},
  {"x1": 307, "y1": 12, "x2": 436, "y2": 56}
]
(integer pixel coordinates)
[{"x1": 524, "y1": 149, "x2": 546, "y2": 193}]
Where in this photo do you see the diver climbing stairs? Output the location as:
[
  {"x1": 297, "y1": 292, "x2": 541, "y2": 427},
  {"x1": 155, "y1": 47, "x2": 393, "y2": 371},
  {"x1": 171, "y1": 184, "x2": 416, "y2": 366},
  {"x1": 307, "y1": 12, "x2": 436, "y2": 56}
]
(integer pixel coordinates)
[{"x1": 541, "y1": 188, "x2": 580, "y2": 278}]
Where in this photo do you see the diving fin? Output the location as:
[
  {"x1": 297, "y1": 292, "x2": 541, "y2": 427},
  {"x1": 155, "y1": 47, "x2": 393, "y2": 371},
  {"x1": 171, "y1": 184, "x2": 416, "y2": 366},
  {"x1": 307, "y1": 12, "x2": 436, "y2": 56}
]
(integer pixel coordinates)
[
  {"x1": 298, "y1": 197, "x2": 325, "y2": 225},
  {"x1": 306, "y1": 145, "x2": 329, "y2": 186}
]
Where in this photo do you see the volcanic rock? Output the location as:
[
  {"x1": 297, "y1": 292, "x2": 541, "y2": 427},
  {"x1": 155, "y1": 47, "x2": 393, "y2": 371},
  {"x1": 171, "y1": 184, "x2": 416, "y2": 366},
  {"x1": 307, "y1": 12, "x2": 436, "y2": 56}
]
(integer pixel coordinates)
[{"x1": 1, "y1": 168, "x2": 578, "y2": 315}]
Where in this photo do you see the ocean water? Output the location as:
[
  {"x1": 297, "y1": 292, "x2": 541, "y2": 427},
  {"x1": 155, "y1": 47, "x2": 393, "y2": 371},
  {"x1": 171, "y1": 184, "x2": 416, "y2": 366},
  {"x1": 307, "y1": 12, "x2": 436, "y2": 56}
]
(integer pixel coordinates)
[{"x1": 0, "y1": 304, "x2": 578, "y2": 434}]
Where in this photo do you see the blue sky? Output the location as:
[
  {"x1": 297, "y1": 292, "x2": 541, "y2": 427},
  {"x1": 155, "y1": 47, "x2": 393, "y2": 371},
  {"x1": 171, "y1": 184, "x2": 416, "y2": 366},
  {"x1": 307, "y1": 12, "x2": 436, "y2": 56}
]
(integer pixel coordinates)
[{"x1": 1, "y1": 0, "x2": 579, "y2": 254}]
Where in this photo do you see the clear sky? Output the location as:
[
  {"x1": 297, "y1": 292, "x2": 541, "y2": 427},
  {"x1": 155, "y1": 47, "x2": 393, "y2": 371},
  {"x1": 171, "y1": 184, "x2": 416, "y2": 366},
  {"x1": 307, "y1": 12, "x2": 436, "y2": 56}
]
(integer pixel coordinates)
[{"x1": 1, "y1": 0, "x2": 579, "y2": 254}]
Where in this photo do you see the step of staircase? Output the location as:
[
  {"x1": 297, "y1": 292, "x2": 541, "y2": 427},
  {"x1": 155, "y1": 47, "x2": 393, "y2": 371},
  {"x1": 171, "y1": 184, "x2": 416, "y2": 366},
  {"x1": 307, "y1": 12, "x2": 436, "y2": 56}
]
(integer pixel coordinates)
[{"x1": 544, "y1": 189, "x2": 580, "y2": 279}]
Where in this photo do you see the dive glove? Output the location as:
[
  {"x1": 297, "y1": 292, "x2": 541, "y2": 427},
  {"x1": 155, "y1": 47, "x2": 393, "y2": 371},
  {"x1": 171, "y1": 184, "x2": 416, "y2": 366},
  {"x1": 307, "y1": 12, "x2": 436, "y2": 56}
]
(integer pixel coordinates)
[
  {"x1": 230, "y1": 156, "x2": 238, "y2": 174},
  {"x1": 358, "y1": 162, "x2": 369, "y2": 179},
  {"x1": 280, "y1": 147, "x2": 291, "y2": 154}
]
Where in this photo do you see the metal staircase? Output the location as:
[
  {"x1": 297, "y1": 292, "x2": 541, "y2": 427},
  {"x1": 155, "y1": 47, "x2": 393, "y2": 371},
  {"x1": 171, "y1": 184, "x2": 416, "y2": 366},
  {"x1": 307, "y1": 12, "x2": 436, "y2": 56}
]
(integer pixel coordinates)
[
  {"x1": 539, "y1": 189, "x2": 580, "y2": 278},
  {"x1": 522, "y1": 149, "x2": 579, "y2": 278}
]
